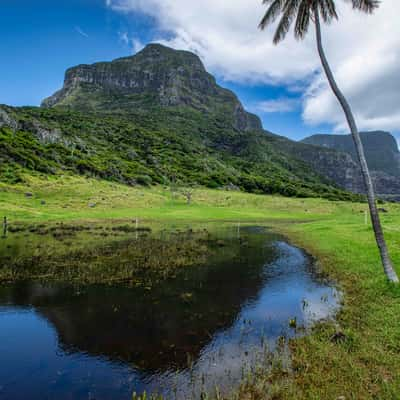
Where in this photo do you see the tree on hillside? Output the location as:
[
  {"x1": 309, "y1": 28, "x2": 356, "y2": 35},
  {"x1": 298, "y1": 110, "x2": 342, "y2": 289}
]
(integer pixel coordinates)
[
  {"x1": 181, "y1": 187, "x2": 195, "y2": 205},
  {"x1": 259, "y1": 0, "x2": 399, "y2": 283}
]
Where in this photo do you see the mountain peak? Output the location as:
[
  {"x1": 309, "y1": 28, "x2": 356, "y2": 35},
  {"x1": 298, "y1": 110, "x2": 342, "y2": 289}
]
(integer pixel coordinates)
[
  {"x1": 139, "y1": 42, "x2": 203, "y2": 60},
  {"x1": 41, "y1": 44, "x2": 262, "y2": 132},
  {"x1": 111, "y1": 43, "x2": 207, "y2": 72}
]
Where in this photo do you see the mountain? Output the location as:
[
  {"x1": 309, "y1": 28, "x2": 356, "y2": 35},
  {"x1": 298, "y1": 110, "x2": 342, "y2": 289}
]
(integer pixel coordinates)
[
  {"x1": 302, "y1": 132, "x2": 400, "y2": 177},
  {"x1": 0, "y1": 43, "x2": 369, "y2": 201},
  {"x1": 41, "y1": 44, "x2": 262, "y2": 133},
  {"x1": 301, "y1": 132, "x2": 400, "y2": 198}
]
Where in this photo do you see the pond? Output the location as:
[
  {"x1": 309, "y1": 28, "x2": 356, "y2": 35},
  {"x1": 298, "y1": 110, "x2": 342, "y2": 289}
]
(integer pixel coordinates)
[{"x1": 0, "y1": 225, "x2": 339, "y2": 399}]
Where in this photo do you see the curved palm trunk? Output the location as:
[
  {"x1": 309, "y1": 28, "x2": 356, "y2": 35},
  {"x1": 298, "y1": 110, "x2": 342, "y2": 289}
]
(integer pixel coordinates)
[{"x1": 314, "y1": 7, "x2": 399, "y2": 283}]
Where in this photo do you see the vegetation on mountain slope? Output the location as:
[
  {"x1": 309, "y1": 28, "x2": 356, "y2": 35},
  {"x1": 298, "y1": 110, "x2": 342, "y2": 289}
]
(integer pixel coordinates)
[{"x1": 0, "y1": 105, "x2": 361, "y2": 201}]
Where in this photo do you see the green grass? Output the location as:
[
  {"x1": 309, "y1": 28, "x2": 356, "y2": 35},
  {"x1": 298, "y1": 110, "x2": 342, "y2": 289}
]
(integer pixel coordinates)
[
  {"x1": 268, "y1": 220, "x2": 400, "y2": 399},
  {"x1": 0, "y1": 173, "x2": 357, "y2": 223},
  {"x1": 1, "y1": 174, "x2": 400, "y2": 399}
]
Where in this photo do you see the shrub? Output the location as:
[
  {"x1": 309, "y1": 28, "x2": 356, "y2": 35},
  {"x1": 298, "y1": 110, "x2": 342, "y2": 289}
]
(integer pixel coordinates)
[{"x1": 136, "y1": 174, "x2": 153, "y2": 186}]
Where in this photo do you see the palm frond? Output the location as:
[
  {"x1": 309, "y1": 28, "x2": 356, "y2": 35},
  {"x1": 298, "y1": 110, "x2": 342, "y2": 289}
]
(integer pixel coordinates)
[
  {"x1": 259, "y1": 0, "x2": 285, "y2": 30},
  {"x1": 319, "y1": 0, "x2": 338, "y2": 23},
  {"x1": 273, "y1": 0, "x2": 302, "y2": 43},
  {"x1": 259, "y1": 0, "x2": 379, "y2": 44},
  {"x1": 294, "y1": 0, "x2": 311, "y2": 40},
  {"x1": 348, "y1": 0, "x2": 380, "y2": 13}
]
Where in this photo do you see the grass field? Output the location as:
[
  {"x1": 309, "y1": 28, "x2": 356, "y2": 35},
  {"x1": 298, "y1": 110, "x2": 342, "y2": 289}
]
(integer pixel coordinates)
[
  {"x1": 0, "y1": 173, "x2": 376, "y2": 223},
  {"x1": 1, "y1": 173, "x2": 400, "y2": 399}
]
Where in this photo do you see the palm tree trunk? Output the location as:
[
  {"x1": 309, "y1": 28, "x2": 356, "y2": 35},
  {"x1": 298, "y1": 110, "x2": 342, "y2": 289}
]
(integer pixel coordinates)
[{"x1": 314, "y1": 7, "x2": 399, "y2": 283}]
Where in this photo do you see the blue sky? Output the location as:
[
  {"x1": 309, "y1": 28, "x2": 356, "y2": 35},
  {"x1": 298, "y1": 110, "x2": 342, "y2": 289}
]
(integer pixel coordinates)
[{"x1": 0, "y1": 0, "x2": 391, "y2": 141}]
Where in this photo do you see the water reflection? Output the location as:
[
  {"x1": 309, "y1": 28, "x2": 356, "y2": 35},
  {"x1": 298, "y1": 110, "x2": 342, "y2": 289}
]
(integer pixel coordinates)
[{"x1": 0, "y1": 227, "x2": 339, "y2": 400}]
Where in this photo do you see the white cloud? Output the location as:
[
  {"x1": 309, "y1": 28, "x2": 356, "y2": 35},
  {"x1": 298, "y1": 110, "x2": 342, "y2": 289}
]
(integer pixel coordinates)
[
  {"x1": 132, "y1": 38, "x2": 145, "y2": 53},
  {"x1": 119, "y1": 31, "x2": 129, "y2": 45},
  {"x1": 107, "y1": 0, "x2": 400, "y2": 133},
  {"x1": 107, "y1": 0, "x2": 317, "y2": 83},
  {"x1": 302, "y1": 0, "x2": 400, "y2": 133},
  {"x1": 74, "y1": 26, "x2": 89, "y2": 38},
  {"x1": 118, "y1": 31, "x2": 145, "y2": 53},
  {"x1": 253, "y1": 98, "x2": 300, "y2": 114}
]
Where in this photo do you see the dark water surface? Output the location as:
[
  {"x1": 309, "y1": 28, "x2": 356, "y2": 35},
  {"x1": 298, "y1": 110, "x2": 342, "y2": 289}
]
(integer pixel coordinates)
[{"x1": 0, "y1": 226, "x2": 339, "y2": 399}]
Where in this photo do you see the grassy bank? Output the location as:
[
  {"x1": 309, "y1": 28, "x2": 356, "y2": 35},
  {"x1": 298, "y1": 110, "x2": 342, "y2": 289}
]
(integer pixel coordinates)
[
  {"x1": 0, "y1": 173, "x2": 372, "y2": 223},
  {"x1": 270, "y1": 221, "x2": 400, "y2": 399},
  {"x1": 1, "y1": 174, "x2": 400, "y2": 399},
  {"x1": 234, "y1": 218, "x2": 400, "y2": 399}
]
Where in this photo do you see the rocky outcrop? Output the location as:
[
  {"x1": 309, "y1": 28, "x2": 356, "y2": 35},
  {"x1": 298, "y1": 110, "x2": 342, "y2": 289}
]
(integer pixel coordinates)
[
  {"x1": 0, "y1": 105, "x2": 63, "y2": 144},
  {"x1": 42, "y1": 43, "x2": 262, "y2": 133},
  {"x1": 0, "y1": 106, "x2": 18, "y2": 131},
  {"x1": 300, "y1": 132, "x2": 400, "y2": 196},
  {"x1": 268, "y1": 135, "x2": 365, "y2": 192},
  {"x1": 302, "y1": 131, "x2": 400, "y2": 177},
  {"x1": 299, "y1": 148, "x2": 364, "y2": 193}
]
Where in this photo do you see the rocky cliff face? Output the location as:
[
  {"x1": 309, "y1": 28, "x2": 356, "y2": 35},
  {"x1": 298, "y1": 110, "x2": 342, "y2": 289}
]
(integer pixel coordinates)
[
  {"x1": 42, "y1": 43, "x2": 262, "y2": 132},
  {"x1": 266, "y1": 135, "x2": 365, "y2": 192},
  {"x1": 300, "y1": 132, "x2": 400, "y2": 196},
  {"x1": 302, "y1": 131, "x2": 400, "y2": 177}
]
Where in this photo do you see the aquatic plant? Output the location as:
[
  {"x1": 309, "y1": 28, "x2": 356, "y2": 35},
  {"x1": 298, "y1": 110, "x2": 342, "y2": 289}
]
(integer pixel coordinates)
[{"x1": 0, "y1": 226, "x2": 234, "y2": 285}]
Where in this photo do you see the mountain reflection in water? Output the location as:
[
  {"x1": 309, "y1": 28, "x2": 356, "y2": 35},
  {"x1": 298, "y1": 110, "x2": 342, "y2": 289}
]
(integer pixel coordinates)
[{"x1": 0, "y1": 226, "x2": 339, "y2": 399}]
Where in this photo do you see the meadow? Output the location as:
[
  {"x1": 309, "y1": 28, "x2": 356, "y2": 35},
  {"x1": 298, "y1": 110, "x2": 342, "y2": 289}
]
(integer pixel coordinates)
[{"x1": 1, "y1": 173, "x2": 400, "y2": 399}]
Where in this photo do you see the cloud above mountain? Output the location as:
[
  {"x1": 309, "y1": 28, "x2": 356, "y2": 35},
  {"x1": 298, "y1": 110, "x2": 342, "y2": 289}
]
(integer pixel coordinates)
[
  {"x1": 253, "y1": 98, "x2": 300, "y2": 114},
  {"x1": 107, "y1": 0, "x2": 400, "y2": 133}
]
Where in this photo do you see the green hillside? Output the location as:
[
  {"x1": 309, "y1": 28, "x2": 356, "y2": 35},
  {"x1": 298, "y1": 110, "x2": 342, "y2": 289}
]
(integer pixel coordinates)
[{"x1": 0, "y1": 104, "x2": 359, "y2": 201}]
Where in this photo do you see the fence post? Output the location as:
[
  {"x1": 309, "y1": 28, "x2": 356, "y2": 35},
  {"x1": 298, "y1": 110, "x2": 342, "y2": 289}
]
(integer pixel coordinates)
[{"x1": 2, "y1": 216, "x2": 8, "y2": 238}]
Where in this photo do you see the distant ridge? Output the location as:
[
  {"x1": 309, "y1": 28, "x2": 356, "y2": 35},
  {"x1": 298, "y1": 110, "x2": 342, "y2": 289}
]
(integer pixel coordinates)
[{"x1": 302, "y1": 131, "x2": 400, "y2": 178}]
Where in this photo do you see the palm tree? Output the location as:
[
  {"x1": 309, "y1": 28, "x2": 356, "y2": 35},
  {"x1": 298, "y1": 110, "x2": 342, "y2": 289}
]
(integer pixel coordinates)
[{"x1": 259, "y1": 0, "x2": 399, "y2": 283}]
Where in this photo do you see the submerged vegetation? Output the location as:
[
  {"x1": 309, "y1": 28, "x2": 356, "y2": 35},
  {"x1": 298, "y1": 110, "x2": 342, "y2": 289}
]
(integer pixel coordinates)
[{"x1": 0, "y1": 224, "x2": 224, "y2": 284}]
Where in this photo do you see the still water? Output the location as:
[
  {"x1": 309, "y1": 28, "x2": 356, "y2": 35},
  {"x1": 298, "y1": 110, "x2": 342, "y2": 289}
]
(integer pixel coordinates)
[{"x1": 0, "y1": 226, "x2": 339, "y2": 399}]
